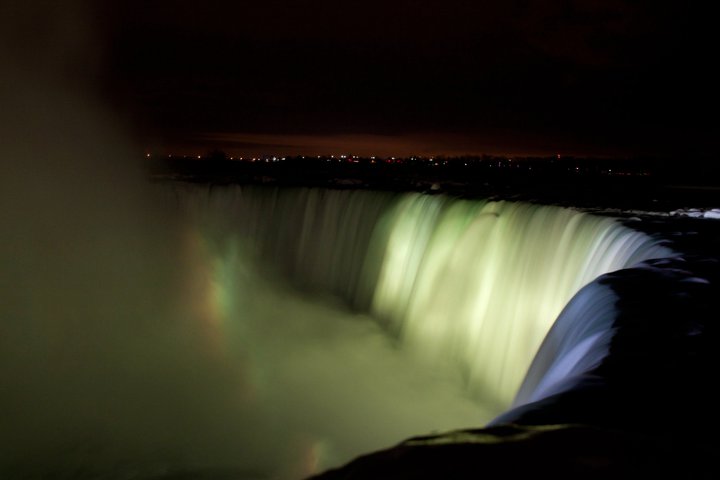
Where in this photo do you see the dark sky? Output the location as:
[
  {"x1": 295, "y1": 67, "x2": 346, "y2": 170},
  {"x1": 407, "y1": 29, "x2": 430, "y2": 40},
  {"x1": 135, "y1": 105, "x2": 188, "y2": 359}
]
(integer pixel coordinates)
[{"x1": 68, "y1": 1, "x2": 720, "y2": 156}]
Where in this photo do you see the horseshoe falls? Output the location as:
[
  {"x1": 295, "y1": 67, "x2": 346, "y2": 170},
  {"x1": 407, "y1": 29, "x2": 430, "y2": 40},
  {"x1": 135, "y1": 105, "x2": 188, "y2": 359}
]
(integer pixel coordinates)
[
  {"x1": 178, "y1": 186, "x2": 671, "y2": 472},
  {"x1": 1, "y1": 183, "x2": 673, "y2": 479}
]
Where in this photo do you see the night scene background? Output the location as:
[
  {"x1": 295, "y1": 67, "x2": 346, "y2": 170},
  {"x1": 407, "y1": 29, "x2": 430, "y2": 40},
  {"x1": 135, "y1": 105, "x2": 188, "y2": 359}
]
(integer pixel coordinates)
[
  {"x1": 1, "y1": 1, "x2": 720, "y2": 479},
  {"x1": 18, "y1": 0, "x2": 718, "y2": 159}
]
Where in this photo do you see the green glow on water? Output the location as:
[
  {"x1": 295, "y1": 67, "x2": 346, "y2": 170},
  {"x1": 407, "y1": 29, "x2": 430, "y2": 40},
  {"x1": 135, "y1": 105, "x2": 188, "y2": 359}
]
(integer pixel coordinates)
[
  {"x1": 368, "y1": 194, "x2": 669, "y2": 410},
  {"x1": 177, "y1": 186, "x2": 671, "y2": 474},
  {"x1": 189, "y1": 187, "x2": 670, "y2": 415}
]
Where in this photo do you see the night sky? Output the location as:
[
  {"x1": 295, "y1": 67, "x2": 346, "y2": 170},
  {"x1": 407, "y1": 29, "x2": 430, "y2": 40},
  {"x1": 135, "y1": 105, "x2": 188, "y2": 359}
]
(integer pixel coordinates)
[{"x1": 6, "y1": 1, "x2": 720, "y2": 158}]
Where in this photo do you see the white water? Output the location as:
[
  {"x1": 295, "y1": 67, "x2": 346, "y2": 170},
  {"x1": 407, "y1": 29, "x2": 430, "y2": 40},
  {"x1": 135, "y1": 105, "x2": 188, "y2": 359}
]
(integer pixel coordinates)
[
  {"x1": 1, "y1": 174, "x2": 673, "y2": 479},
  {"x1": 187, "y1": 186, "x2": 671, "y2": 411},
  {"x1": 161, "y1": 185, "x2": 671, "y2": 476},
  {"x1": 509, "y1": 279, "x2": 621, "y2": 410},
  {"x1": 365, "y1": 194, "x2": 672, "y2": 409}
]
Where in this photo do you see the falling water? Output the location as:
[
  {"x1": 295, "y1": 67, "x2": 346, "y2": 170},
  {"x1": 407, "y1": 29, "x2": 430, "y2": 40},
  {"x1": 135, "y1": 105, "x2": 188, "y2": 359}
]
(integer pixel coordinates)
[
  {"x1": 183, "y1": 185, "x2": 672, "y2": 424},
  {"x1": 1, "y1": 180, "x2": 673, "y2": 479},
  {"x1": 363, "y1": 193, "x2": 672, "y2": 408}
]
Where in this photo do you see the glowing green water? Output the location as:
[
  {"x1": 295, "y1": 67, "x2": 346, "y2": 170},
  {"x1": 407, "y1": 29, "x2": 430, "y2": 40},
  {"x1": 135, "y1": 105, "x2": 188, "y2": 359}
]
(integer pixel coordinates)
[
  {"x1": 194, "y1": 187, "x2": 671, "y2": 414},
  {"x1": 1, "y1": 181, "x2": 672, "y2": 478},
  {"x1": 367, "y1": 194, "x2": 670, "y2": 408}
]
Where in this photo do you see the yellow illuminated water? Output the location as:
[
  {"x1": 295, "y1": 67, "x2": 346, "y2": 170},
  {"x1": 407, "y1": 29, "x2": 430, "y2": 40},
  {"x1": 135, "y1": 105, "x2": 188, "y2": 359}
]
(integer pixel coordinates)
[
  {"x1": 191, "y1": 187, "x2": 671, "y2": 418},
  {"x1": 99, "y1": 184, "x2": 677, "y2": 477},
  {"x1": 367, "y1": 194, "x2": 671, "y2": 410},
  {"x1": 0, "y1": 180, "x2": 673, "y2": 479}
]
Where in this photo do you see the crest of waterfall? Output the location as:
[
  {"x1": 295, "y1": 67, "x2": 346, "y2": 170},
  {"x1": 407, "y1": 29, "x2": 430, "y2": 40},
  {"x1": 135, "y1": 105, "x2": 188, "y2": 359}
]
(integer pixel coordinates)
[{"x1": 187, "y1": 186, "x2": 672, "y2": 412}]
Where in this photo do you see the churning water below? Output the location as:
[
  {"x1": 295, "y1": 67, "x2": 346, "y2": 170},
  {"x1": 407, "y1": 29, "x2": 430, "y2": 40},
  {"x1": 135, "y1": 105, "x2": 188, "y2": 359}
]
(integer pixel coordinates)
[
  {"x1": 172, "y1": 185, "x2": 672, "y2": 476},
  {"x1": 0, "y1": 184, "x2": 673, "y2": 479}
]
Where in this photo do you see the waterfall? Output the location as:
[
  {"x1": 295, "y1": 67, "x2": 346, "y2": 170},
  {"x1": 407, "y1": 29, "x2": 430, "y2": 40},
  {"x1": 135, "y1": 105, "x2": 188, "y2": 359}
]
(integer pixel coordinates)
[
  {"x1": 1, "y1": 181, "x2": 676, "y2": 478},
  {"x1": 504, "y1": 279, "x2": 620, "y2": 413},
  {"x1": 186, "y1": 185, "x2": 672, "y2": 414}
]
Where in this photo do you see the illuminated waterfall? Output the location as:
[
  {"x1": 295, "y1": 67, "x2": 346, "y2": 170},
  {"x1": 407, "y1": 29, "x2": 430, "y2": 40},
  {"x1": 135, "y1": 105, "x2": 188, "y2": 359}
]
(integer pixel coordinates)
[
  {"x1": 509, "y1": 279, "x2": 620, "y2": 410},
  {"x1": 0, "y1": 181, "x2": 675, "y2": 478},
  {"x1": 366, "y1": 194, "x2": 672, "y2": 409},
  {"x1": 188, "y1": 186, "x2": 672, "y2": 415}
]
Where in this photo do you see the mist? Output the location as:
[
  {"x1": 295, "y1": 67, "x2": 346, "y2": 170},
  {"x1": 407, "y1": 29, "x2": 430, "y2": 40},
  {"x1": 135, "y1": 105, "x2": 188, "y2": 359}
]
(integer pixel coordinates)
[{"x1": 0, "y1": 4, "x2": 485, "y2": 478}]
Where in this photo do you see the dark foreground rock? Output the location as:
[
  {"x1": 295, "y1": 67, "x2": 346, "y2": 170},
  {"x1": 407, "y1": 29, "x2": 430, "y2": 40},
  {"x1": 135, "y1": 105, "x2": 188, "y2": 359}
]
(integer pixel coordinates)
[{"x1": 310, "y1": 423, "x2": 715, "y2": 480}]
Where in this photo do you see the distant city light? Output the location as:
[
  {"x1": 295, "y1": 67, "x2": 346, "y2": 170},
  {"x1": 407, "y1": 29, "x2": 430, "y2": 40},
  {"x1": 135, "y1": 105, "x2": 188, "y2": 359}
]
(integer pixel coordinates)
[{"x1": 144, "y1": 151, "x2": 657, "y2": 185}]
